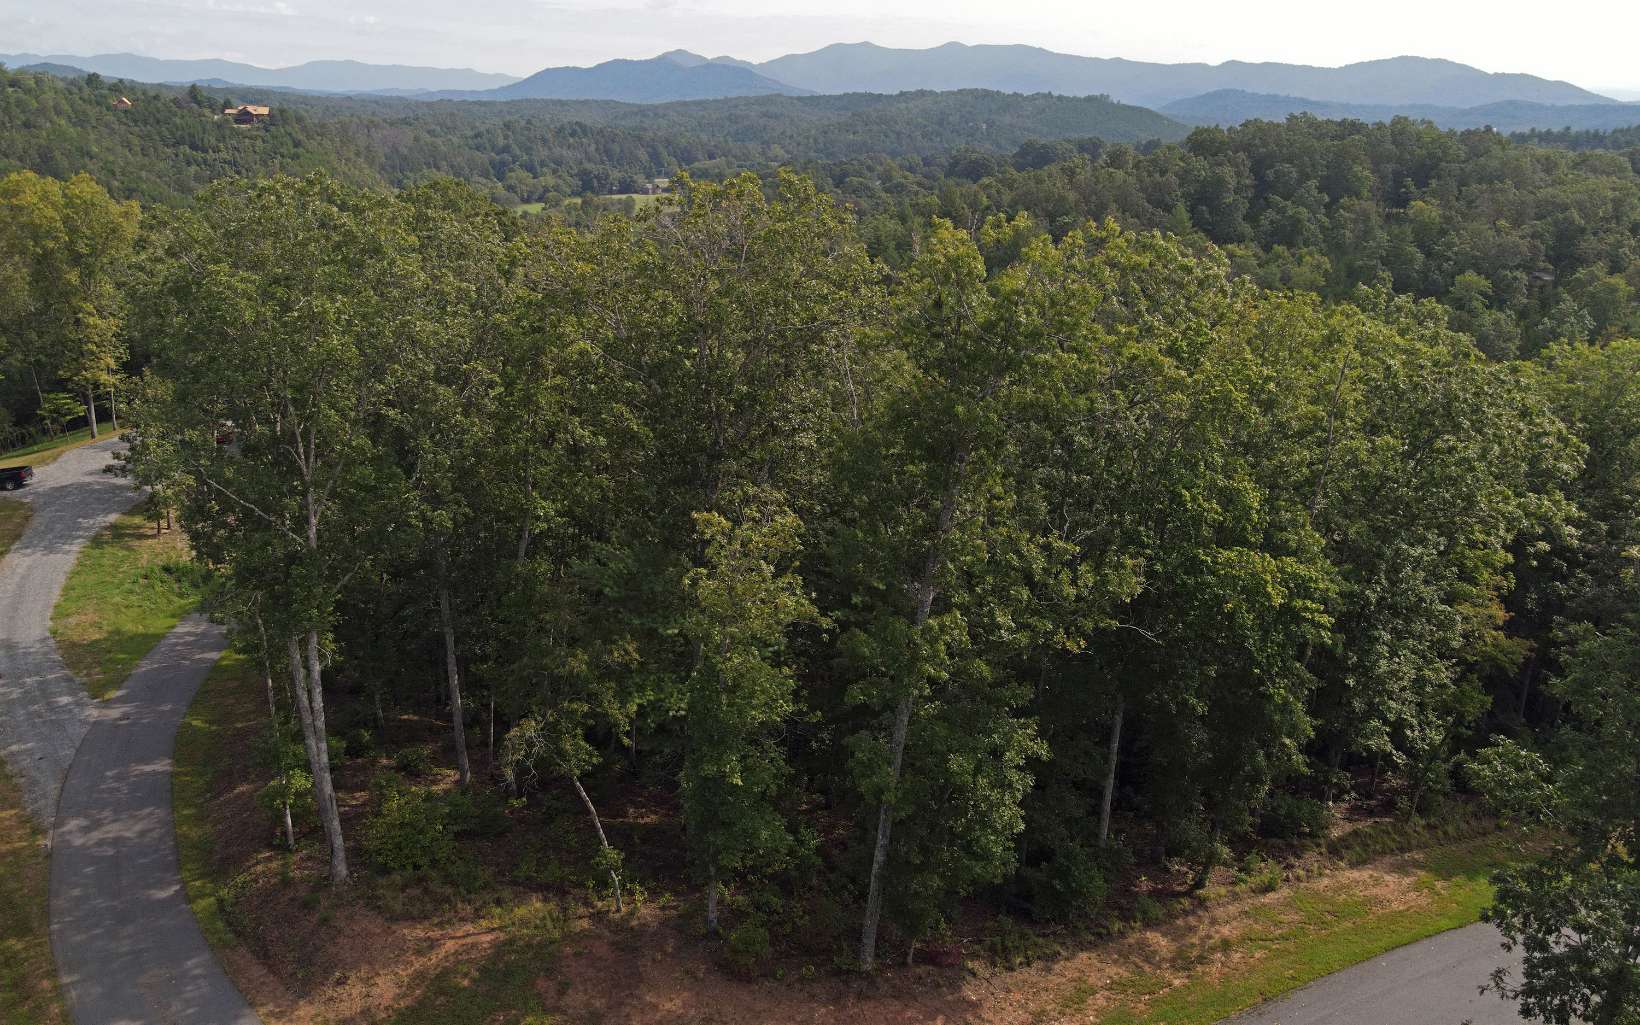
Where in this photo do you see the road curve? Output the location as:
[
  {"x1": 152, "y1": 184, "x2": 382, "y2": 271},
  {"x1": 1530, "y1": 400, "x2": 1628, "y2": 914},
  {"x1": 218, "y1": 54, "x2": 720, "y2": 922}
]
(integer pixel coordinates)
[
  {"x1": 0, "y1": 440, "x2": 260, "y2": 1025},
  {"x1": 50, "y1": 613, "x2": 257, "y2": 1025},
  {"x1": 0, "y1": 439, "x2": 139, "y2": 823},
  {"x1": 1224, "y1": 922, "x2": 1531, "y2": 1024}
]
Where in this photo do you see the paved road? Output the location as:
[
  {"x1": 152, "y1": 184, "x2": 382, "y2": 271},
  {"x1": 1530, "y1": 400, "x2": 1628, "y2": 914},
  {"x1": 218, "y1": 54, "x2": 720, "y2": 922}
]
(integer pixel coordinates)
[
  {"x1": 0, "y1": 440, "x2": 261, "y2": 1025},
  {"x1": 1226, "y1": 922, "x2": 1530, "y2": 1024},
  {"x1": 50, "y1": 614, "x2": 257, "y2": 1025},
  {"x1": 0, "y1": 439, "x2": 138, "y2": 823}
]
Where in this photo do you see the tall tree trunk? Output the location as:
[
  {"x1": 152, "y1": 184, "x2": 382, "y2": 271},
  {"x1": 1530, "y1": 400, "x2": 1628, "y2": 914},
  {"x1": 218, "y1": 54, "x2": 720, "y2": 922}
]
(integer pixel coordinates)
[
  {"x1": 438, "y1": 571, "x2": 472, "y2": 786},
  {"x1": 1098, "y1": 694, "x2": 1124, "y2": 846},
  {"x1": 705, "y1": 874, "x2": 720, "y2": 934},
  {"x1": 107, "y1": 385, "x2": 118, "y2": 431},
  {"x1": 282, "y1": 800, "x2": 296, "y2": 850},
  {"x1": 85, "y1": 387, "x2": 99, "y2": 439},
  {"x1": 289, "y1": 634, "x2": 349, "y2": 883},
  {"x1": 860, "y1": 448, "x2": 968, "y2": 972},
  {"x1": 567, "y1": 771, "x2": 622, "y2": 912}
]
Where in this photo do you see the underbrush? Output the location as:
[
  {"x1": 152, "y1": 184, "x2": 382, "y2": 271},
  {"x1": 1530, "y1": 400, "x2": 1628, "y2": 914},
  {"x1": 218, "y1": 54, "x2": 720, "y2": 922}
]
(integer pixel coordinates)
[{"x1": 174, "y1": 655, "x2": 1528, "y2": 1025}]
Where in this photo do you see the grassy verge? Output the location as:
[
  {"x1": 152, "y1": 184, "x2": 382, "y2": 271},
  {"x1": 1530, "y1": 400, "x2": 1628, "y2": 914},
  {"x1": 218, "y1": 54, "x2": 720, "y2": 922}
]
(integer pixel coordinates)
[
  {"x1": 173, "y1": 649, "x2": 259, "y2": 951},
  {"x1": 50, "y1": 510, "x2": 204, "y2": 699},
  {"x1": 0, "y1": 499, "x2": 32, "y2": 558},
  {"x1": 0, "y1": 764, "x2": 68, "y2": 1025},
  {"x1": 1, "y1": 422, "x2": 117, "y2": 470},
  {"x1": 1086, "y1": 837, "x2": 1521, "y2": 1025}
]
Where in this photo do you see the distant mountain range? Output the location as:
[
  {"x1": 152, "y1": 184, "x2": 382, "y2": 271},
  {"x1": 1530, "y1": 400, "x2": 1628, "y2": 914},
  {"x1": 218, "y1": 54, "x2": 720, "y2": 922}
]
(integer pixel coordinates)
[
  {"x1": 0, "y1": 52, "x2": 519, "y2": 94},
  {"x1": 1165, "y1": 90, "x2": 1640, "y2": 132},
  {"x1": 10, "y1": 42, "x2": 1640, "y2": 136},
  {"x1": 480, "y1": 50, "x2": 805, "y2": 103},
  {"x1": 750, "y1": 43, "x2": 1613, "y2": 108}
]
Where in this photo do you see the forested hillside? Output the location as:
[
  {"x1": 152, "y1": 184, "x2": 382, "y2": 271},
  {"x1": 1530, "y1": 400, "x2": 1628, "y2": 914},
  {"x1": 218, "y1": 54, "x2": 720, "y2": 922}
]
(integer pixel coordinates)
[
  {"x1": 0, "y1": 68, "x2": 1185, "y2": 206},
  {"x1": 76, "y1": 171, "x2": 1634, "y2": 1009},
  {"x1": 4, "y1": 57, "x2": 1640, "y2": 1020}
]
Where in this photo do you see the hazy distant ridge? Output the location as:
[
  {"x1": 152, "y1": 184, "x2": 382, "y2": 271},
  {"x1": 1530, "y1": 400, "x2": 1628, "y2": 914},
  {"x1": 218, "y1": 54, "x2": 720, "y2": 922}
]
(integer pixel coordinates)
[
  {"x1": 1164, "y1": 89, "x2": 1640, "y2": 132},
  {"x1": 0, "y1": 52, "x2": 519, "y2": 93},
  {"x1": 4, "y1": 42, "x2": 1620, "y2": 112},
  {"x1": 753, "y1": 43, "x2": 1614, "y2": 107}
]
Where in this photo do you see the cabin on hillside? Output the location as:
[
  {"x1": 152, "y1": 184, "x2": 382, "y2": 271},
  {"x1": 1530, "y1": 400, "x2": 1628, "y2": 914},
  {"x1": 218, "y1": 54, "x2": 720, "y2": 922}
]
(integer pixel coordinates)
[
  {"x1": 111, "y1": 96, "x2": 133, "y2": 110},
  {"x1": 640, "y1": 177, "x2": 671, "y2": 195},
  {"x1": 223, "y1": 104, "x2": 271, "y2": 126}
]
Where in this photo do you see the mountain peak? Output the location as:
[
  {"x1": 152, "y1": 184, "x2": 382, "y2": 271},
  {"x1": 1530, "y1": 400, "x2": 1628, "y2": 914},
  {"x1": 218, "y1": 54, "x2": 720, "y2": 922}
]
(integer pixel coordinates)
[{"x1": 656, "y1": 49, "x2": 708, "y2": 67}]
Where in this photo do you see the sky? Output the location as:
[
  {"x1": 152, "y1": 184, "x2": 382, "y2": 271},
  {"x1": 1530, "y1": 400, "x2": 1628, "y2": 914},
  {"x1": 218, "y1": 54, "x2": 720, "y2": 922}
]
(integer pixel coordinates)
[{"x1": 5, "y1": 0, "x2": 1640, "y2": 93}]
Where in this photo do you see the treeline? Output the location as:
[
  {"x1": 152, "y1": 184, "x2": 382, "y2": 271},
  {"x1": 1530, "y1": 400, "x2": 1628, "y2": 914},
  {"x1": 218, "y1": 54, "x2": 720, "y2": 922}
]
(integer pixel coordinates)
[
  {"x1": 1512, "y1": 123, "x2": 1640, "y2": 154},
  {"x1": 808, "y1": 116, "x2": 1640, "y2": 359},
  {"x1": 7, "y1": 70, "x2": 1639, "y2": 368},
  {"x1": 108, "y1": 171, "x2": 1638, "y2": 1010}
]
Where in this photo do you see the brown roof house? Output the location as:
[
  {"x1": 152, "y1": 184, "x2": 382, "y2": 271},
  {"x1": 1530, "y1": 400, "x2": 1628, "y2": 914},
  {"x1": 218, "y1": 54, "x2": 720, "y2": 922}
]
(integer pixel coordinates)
[
  {"x1": 112, "y1": 96, "x2": 133, "y2": 110},
  {"x1": 223, "y1": 104, "x2": 271, "y2": 126}
]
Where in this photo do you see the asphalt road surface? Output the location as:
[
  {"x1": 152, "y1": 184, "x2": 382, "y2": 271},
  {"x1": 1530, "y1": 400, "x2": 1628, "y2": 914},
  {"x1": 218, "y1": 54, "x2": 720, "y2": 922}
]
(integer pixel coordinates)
[
  {"x1": 0, "y1": 439, "x2": 137, "y2": 822},
  {"x1": 1225, "y1": 922, "x2": 1531, "y2": 1025},
  {"x1": 50, "y1": 614, "x2": 257, "y2": 1025},
  {"x1": 0, "y1": 439, "x2": 260, "y2": 1024}
]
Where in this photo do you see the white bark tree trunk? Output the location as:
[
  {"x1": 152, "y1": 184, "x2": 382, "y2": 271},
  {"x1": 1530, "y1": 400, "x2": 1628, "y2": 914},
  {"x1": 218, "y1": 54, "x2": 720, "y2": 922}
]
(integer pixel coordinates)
[
  {"x1": 288, "y1": 634, "x2": 349, "y2": 883},
  {"x1": 438, "y1": 578, "x2": 472, "y2": 786},
  {"x1": 1099, "y1": 694, "x2": 1124, "y2": 846},
  {"x1": 85, "y1": 388, "x2": 98, "y2": 439},
  {"x1": 568, "y1": 771, "x2": 622, "y2": 912},
  {"x1": 859, "y1": 448, "x2": 968, "y2": 972}
]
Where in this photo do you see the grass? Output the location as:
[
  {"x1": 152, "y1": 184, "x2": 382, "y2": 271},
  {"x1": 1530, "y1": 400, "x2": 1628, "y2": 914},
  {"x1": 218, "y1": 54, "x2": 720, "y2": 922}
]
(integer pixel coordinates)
[
  {"x1": 50, "y1": 510, "x2": 205, "y2": 699},
  {"x1": 0, "y1": 764, "x2": 68, "y2": 1025},
  {"x1": 173, "y1": 649, "x2": 259, "y2": 951},
  {"x1": 386, "y1": 902, "x2": 565, "y2": 1025},
  {"x1": 0, "y1": 421, "x2": 117, "y2": 470},
  {"x1": 1090, "y1": 835, "x2": 1523, "y2": 1025},
  {"x1": 0, "y1": 499, "x2": 32, "y2": 559}
]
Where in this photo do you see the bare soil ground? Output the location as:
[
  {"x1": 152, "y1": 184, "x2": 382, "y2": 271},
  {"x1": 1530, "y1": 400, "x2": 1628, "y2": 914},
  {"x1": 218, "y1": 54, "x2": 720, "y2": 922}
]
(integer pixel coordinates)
[{"x1": 182, "y1": 660, "x2": 1518, "y2": 1025}]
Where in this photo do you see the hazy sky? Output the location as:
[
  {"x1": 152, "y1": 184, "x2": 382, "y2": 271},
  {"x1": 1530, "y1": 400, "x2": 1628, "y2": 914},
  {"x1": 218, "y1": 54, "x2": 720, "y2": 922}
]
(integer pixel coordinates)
[{"x1": 6, "y1": 0, "x2": 1640, "y2": 92}]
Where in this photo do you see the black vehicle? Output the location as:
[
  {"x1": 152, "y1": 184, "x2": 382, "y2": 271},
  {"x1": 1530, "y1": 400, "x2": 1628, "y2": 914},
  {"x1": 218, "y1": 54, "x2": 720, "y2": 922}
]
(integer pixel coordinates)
[{"x1": 1, "y1": 465, "x2": 34, "y2": 491}]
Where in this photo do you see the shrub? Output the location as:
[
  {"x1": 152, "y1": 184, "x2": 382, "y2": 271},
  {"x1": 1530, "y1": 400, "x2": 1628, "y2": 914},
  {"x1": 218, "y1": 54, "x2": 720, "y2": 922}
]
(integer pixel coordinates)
[
  {"x1": 392, "y1": 744, "x2": 434, "y2": 776},
  {"x1": 725, "y1": 919, "x2": 772, "y2": 973},
  {"x1": 256, "y1": 768, "x2": 313, "y2": 830},
  {"x1": 346, "y1": 727, "x2": 380, "y2": 761},
  {"x1": 983, "y1": 915, "x2": 1057, "y2": 968},
  {"x1": 1259, "y1": 792, "x2": 1330, "y2": 840},
  {"x1": 363, "y1": 778, "x2": 454, "y2": 875},
  {"x1": 1133, "y1": 892, "x2": 1168, "y2": 926},
  {"x1": 444, "y1": 788, "x2": 512, "y2": 838},
  {"x1": 1022, "y1": 843, "x2": 1109, "y2": 923}
]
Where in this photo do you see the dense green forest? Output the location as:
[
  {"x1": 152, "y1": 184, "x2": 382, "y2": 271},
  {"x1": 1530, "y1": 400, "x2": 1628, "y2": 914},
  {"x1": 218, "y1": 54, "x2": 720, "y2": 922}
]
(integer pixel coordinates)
[
  {"x1": 0, "y1": 67, "x2": 1181, "y2": 205},
  {"x1": 4, "y1": 58, "x2": 1640, "y2": 1016}
]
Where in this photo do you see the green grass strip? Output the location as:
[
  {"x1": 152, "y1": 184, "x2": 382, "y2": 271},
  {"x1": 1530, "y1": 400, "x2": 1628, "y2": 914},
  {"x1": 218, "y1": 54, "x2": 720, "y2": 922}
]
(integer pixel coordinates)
[
  {"x1": 51, "y1": 510, "x2": 204, "y2": 699},
  {"x1": 1096, "y1": 837, "x2": 1518, "y2": 1025}
]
